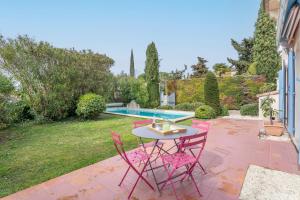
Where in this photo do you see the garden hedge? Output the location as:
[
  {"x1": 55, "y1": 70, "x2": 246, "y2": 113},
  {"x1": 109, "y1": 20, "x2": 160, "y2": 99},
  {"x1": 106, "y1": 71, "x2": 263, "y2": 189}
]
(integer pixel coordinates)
[{"x1": 167, "y1": 75, "x2": 265, "y2": 110}]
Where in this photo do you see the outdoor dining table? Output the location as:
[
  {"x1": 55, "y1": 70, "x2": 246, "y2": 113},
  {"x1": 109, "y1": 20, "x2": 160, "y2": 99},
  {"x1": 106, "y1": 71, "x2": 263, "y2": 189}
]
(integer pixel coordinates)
[{"x1": 132, "y1": 125, "x2": 204, "y2": 192}]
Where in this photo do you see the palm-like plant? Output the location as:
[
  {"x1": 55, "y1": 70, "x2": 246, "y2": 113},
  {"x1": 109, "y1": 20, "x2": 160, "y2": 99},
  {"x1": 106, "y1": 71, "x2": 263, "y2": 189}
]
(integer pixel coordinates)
[{"x1": 261, "y1": 96, "x2": 278, "y2": 125}]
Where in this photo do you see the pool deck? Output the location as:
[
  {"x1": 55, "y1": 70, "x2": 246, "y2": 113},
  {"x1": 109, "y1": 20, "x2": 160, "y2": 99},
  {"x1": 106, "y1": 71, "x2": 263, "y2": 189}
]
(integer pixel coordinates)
[
  {"x1": 105, "y1": 107, "x2": 195, "y2": 122},
  {"x1": 2, "y1": 118, "x2": 300, "y2": 200}
]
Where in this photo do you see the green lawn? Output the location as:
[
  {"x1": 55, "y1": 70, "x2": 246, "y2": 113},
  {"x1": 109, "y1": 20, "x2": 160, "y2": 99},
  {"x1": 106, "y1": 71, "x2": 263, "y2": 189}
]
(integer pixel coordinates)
[{"x1": 0, "y1": 114, "x2": 191, "y2": 197}]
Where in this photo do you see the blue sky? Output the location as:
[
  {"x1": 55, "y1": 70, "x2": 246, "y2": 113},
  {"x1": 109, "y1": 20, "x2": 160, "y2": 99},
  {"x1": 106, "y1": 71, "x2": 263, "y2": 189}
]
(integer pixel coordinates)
[{"x1": 0, "y1": 0, "x2": 260, "y2": 75}]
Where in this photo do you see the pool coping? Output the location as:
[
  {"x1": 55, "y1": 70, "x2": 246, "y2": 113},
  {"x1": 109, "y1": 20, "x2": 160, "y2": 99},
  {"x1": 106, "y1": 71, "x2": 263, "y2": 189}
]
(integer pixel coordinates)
[{"x1": 105, "y1": 107, "x2": 195, "y2": 122}]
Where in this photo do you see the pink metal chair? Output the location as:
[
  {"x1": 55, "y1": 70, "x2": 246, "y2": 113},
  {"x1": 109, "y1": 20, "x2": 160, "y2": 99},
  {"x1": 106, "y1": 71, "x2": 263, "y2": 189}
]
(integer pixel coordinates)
[
  {"x1": 190, "y1": 120, "x2": 210, "y2": 174},
  {"x1": 111, "y1": 132, "x2": 154, "y2": 199},
  {"x1": 133, "y1": 119, "x2": 164, "y2": 149},
  {"x1": 160, "y1": 133, "x2": 207, "y2": 200}
]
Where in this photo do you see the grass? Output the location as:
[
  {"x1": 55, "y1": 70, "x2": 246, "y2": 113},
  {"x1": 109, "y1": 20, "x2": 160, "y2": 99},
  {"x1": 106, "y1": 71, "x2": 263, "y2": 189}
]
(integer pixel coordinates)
[{"x1": 0, "y1": 114, "x2": 191, "y2": 197}]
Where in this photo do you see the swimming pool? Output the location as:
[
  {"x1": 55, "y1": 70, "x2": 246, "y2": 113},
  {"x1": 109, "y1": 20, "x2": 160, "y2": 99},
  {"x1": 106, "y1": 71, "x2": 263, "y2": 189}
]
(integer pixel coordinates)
[{"x1": 105, "y1": 107, "x2": 194, "y2": 122}]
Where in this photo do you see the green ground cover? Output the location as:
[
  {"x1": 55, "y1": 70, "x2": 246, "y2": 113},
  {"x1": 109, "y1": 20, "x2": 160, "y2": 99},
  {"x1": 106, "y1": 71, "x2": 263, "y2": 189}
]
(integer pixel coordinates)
[{"x1": 0, "y1": 114, "x2": 190, "y2": 197}]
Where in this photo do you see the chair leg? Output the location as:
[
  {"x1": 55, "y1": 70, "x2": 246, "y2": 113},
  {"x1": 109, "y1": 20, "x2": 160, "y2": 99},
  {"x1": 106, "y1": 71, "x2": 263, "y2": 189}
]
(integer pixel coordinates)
[
  {"x1": 190, "y1": 149, "x2": 206, "y2": 174},
  {"x1": 198, "y1": 161, "x2": 207, "y2": 174},
  {"x1": 161, "y1": 164, "x2": 180, "y2": 200},
  {"x1": 119, "y1": 166, "x2": 130, "y2": 186},
  {"x1": 128, "y1": 164, "x2": 154, "y2": 199},
  {"x1": 189, "y1": 172, "x2": 202, "y2": 198}
]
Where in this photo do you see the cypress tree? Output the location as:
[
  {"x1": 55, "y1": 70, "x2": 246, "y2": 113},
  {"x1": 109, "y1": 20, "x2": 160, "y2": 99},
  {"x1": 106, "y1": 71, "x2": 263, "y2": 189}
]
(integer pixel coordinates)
[
  {"x1": 253, "y1": 4, "x2": 280, "y2": 82},
  {"x1": 204, "y1": 72, "x2": 221, "y2": 115},
  {"x1": 145, "y1": 42, "x2": 160, "y2": 108},
  {"x1": 130, "y1": 49, "x2": 135, "y2": 77}
]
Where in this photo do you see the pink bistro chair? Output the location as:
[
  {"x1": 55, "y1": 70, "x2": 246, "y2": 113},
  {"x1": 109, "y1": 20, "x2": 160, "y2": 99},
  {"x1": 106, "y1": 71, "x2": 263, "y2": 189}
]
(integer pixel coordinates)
[
  {"x1": 190, "y1": 120, "x2": 210, "y2": 174},
  {"x1": 160, "y1": 133, "x2": 207, "y2": 200},
  {"x1": 111, "y1": 132, "x2": 154, "y2": 200},
  {"x1": 133, "y1": 119, "x2": 164, "y2": 149}
]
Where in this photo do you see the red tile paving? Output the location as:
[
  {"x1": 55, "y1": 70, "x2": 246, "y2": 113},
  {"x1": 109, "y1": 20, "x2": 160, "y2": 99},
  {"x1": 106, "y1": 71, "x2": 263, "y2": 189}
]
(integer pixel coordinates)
[{"x1": 2, "y1": 119, "x2": 300, "y2": 200}]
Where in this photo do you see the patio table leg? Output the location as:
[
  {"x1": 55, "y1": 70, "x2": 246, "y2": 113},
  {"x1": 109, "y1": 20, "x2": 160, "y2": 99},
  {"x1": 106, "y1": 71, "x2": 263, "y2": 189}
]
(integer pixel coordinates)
[{"x1": 140, "y1": 138, "x2": 161, "y2": 193}]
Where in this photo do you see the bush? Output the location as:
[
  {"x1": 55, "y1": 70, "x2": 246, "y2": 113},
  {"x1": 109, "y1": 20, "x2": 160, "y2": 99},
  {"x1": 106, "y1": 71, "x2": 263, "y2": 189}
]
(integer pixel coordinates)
[
  {"x1": 259, "y1": 83, "x2": 277, "y2": 93},
  {"x1": 157, "y1": 105, "x2": 173, "y2": 110},
  {"x1": 220, "y1": 106, "x2": 229, "y2": 116},
  {"x1": 76, "y1": 93, "x2": 105, "y2": 119},
  {"x1": 195, "y1": 105, "x2": 216, "y2": 119},
  {"x1": 0, "y1": 35, "x2": 114, "y2": 120},
  {"x1": 10, "y1": 100, "x2": 35, "y2": 123},
  {"x1": 240, "y1": 103, "x2": 258, "y2": 116},
  {"x1": 175, "y1": 102, "x2": 203, "y2": 111},
  {"x1": 204, "y1": 72, "x2": 221, "y2": 115}
]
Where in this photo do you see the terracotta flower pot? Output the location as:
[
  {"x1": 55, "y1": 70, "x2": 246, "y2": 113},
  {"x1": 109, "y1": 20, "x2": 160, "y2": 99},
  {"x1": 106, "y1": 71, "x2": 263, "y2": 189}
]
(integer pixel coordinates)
[{"x1": 264, "y1": 124, "x2": 284, "y2": 136}]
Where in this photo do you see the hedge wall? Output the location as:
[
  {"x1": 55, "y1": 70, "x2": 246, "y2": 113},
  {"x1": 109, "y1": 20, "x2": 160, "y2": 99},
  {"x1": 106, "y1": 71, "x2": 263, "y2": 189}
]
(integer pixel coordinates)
[{"x1": 167, "y1": 75, "x2": 265, "y2": 110}]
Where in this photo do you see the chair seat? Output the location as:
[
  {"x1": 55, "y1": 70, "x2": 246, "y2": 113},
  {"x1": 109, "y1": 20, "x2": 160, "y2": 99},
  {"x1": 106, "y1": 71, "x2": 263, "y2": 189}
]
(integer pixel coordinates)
[
  {"x1": 186, "y1": 144, "x2": 201, "y2": 150},
  {"x1": 162, "y1": 153, "x2": 196, "y2": 168},
  {"x1": 140, "y1": 141, "x2": 164, "y2": 148},
  {"x1": 128, "y1": 149, "x2": 150, "y2": 163}
]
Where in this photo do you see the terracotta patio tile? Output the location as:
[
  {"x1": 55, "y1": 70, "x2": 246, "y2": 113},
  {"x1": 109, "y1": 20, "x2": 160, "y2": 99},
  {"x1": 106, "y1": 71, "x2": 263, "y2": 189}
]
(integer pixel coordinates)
[{"x1": 2, "y1": 119, "x2": 300, "y2": 200}]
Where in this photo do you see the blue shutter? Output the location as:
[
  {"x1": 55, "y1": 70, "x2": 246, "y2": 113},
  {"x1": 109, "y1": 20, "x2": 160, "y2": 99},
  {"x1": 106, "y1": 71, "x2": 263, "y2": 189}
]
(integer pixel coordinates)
[
  {"x1": 279, "y1": 68, "x2": 286, "y2": 121},
  {"x1": 288, "y1": 50, "x2": 295, "y2": 135}
]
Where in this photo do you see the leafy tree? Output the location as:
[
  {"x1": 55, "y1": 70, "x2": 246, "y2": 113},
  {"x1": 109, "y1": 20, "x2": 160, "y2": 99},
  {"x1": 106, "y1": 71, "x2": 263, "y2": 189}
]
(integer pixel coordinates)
[
  {"x1": 247, "y1": 62, "x2": 257, "y2": 75},
  {"x1": 191, "y1": 57, "x2": 208, "y2": 78},
  {"x1": 0, "y1": 73, "x2": 14, "y2": 128},
  {"x1": 170, "y1": 65, "x2": 188, "y2": 80},
  {"x1": 0, "y1": 35, "x2": 114, "y2": 120},
  {"x1": 253, "y1": 4, "x2": 280, "y2": 82},
  {"x1": 116, "y1": 75, "x2": 149, "y2": 107},
  {"x1": 204, "y1": 72, "x2": 221, "y2": 115},
  {"x1": 213, "y1": 63, "x2": 231, "y2": 77},
  {"x1": 145, "y1": 42, "x2": 160, "y2": 108},
  {"x1": 227, "y1": 38, "x2": 254, "y2": 74},
  {"x1": 130, "y1": 49, "x2": 135, "y2": 77}
]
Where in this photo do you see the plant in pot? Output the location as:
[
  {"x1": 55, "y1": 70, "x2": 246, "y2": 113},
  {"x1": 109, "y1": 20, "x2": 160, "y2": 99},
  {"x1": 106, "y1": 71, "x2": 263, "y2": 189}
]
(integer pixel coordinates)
[{"x1": 261, "y1": 96, "x2": 284, "y2": 136}]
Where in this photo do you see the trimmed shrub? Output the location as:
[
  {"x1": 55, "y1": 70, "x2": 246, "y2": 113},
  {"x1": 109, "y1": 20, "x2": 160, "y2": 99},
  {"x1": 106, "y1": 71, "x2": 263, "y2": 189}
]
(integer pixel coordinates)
[
  {"x1": 195, "y1": 105, "x2": 216, "y2": 119},
  {"x1": 240, "y1": 103, "x2": 258, "y2": 116},
  {"x1": 76, "y1": 93, "x2": 105, "y2": 119},
  {"x1": 175, "y1": 102, "x2": 203, "y2": 111},
  {"x1": 204, "y1": 72, "x2": 221, "y2": 115},
  {"x1": 157, "y1": 105, "x2": 173, "y2": 110},
  {"x1": 220, "y1": 106, "x2": 229, "y2": 116}
]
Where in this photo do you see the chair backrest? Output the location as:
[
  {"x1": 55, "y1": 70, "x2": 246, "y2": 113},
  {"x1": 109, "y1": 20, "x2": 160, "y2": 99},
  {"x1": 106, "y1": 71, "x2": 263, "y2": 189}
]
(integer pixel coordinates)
[
  {"x1": 178, "y1": 132, "x2": 207, "y2": 159},
  {"x1": 133, "y1": 119, "x2": 153, "y2": 128},
  {"x1": 192, "y1": 120, "x2": 210, "y2": 132},
  {"x1": 111, "y1": 132, "x2": 128, "y2": 162}
]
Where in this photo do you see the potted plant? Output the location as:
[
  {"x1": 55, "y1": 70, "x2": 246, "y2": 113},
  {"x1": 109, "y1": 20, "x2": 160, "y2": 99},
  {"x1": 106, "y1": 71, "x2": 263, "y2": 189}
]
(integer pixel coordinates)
[{"x1": 261, "y1": 96, "x2": 284, "y2": 136}]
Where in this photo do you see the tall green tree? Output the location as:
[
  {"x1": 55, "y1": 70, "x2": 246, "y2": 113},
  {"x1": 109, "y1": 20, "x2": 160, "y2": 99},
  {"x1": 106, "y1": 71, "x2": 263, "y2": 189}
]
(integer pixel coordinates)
[
  {"x1": 213, "y1": 63, "x2": 231, "y2": 77},
  {"x1": 130, "y1": 49, "x2": 135, "y2": 77},
  {"x1": 191, "y1": 57, "x2": 208, "y2": 78},
  {"x1": 253, "y1": 4, "x2": 280, "y2": 82},
  {"x1": 227, "y1": 38, "x2": 254, "y2": 74},
  {"x1": 145, "y1": 42, "x2": 160, "y2": 108},
  {"x1": 204, "y1": 72, "x2": 221, "y2": 115}
]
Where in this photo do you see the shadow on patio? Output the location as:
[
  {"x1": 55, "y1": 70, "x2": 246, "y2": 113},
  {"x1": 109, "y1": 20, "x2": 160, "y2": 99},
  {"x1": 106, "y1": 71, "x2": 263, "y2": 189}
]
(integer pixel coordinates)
[{"x1": 2, "y1": 119, "x2": 299, "y2": 200}]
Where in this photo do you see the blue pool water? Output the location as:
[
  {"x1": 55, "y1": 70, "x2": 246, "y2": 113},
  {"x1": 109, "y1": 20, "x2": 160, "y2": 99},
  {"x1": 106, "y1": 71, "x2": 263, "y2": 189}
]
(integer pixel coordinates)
[{"x1": 106, "y1": 108, "x2": 192, "y2": 121}]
